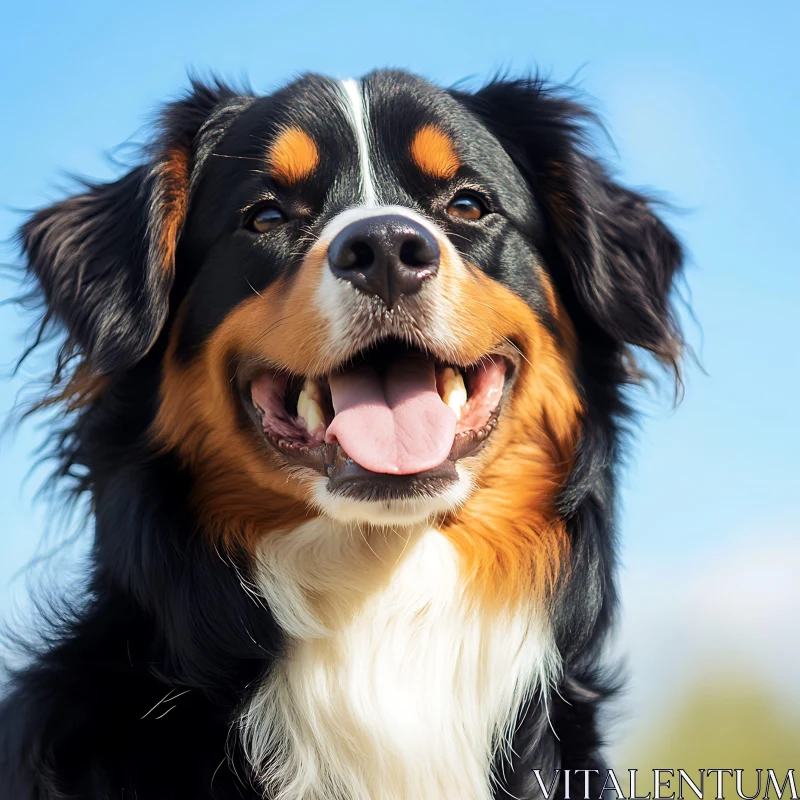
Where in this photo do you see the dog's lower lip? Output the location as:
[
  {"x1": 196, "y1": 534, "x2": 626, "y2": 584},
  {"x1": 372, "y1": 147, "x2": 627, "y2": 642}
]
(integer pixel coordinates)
[
  {"x1": 325, "y1": 452, "x2": 459, "y2": 502},
  {"x1": 255, "y1": 406, "x2": 501, "y2": 474}
]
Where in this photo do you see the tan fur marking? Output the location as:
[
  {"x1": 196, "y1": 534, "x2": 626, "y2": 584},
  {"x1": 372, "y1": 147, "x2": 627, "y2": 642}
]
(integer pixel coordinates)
[
  {"x1": 410, "y1": 125, "x2": 461, "y2": 180},
  {"x1": 268, "y1": 127, "x2": 320, "y2": 185},
  {"x1": 433, "y1": 257, "x2": 584, "y2": 604},
  {"x1": 152, "y1": 242, "x2": 339, "y2": 549},
  {"x1": 153, "y1": 300, "x2": 319, "y2": 550},
  {"x1": 157, "y1": 146, "x2": 191, "y2": 273}
]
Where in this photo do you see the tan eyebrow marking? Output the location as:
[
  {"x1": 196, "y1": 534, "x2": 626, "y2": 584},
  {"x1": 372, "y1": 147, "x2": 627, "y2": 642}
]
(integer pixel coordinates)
[
  {"x1": 409, "y1": 124, "x2": 461, "y2": 180},
  {"x1": 268, "y1": 127, "x2": 320, "y2": 185}
]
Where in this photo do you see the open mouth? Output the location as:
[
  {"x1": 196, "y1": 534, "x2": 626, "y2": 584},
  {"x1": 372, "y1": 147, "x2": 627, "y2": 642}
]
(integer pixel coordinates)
[{"x1": 242, "y1": 340, "x2": 516, "y2": 502}]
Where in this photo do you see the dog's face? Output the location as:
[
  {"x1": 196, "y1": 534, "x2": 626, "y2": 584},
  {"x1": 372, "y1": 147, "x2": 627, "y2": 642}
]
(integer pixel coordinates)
[
  {"x1": 22, "y1": 71, "x2": 682, "y2": 593},
  {"x1": 155, "y1": 72, "x2": 581, "y2": 533}
]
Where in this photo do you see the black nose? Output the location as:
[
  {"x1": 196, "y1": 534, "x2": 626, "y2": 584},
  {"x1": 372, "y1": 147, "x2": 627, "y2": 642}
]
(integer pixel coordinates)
[{"x1": 327, "y1": 214, "x2": 440, "y2": 309}]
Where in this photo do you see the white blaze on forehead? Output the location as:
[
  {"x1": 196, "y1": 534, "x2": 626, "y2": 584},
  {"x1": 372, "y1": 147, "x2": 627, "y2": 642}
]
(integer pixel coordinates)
[{"x1": 337, "y1": 78, "x2": 378, "y2": 206}]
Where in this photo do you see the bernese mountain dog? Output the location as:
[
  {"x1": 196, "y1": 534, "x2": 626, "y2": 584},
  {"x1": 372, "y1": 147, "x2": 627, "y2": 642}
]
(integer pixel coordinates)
[{"x1": 0, "y1": 70, "x2": 684, "y2": 799}]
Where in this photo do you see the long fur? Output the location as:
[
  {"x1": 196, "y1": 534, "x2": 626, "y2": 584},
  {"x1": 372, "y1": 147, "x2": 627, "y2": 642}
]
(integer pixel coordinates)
[{"x1": 243, "y1": 521, "x2": 558, "y2": 800}]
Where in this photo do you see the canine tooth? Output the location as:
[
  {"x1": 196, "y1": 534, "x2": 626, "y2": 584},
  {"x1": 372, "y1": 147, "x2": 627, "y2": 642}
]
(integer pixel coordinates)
[
  {"x1": 297, "y1": 378, "x2": 321, "y2": 414},
  {"x1": 441, "y1": 367, "x2": 467, "y2": 420},
  {"x1": 296, "y1": 379, "x2": 325, "y2": 433},
  {"x1": 303, "y1": 397, "x2": 325, "y2": 433},
  {"x1": 296, "y1": 387, "x2": 310, "y2": 420}
]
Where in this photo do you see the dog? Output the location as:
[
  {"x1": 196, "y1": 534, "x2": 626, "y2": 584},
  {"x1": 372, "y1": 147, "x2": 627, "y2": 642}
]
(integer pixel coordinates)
[{"x1": 0, "y1": 70, "x2": 684, "y2": 799}]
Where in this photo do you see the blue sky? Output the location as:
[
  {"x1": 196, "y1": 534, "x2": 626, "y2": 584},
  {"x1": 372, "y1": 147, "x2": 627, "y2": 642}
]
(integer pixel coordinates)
[{"x1": 1, "y1": 0, "x2": 798, "y2": 743}]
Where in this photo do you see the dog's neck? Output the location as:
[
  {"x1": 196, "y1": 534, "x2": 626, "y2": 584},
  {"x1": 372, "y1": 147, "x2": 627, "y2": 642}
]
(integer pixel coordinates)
[{"x1": 241, "y1": 518, "x2": 559, "y2": 800}]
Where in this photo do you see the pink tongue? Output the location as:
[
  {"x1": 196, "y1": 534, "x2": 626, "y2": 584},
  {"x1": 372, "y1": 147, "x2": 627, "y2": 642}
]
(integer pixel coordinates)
[{"x1": 326, "y1": 356, "x2": 457, "y2": 475}]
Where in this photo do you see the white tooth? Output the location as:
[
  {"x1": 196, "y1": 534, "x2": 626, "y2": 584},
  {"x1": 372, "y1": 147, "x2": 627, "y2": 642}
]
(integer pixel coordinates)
[
  {"x1": 441, "y1": 368, "x2": 467, "y2": 420},
  {"x1": 297, "y1": 379, "x2": 326, "y2": 434},
  {"x1": 439, "y1": 367, "x2": 457, "y2": 392},
  {"x1": 296, "y1": 386, "x2": 310, "y2": 420},
  {"x1": 304, "y1": 397, "x2": 325, "y2": 433}
]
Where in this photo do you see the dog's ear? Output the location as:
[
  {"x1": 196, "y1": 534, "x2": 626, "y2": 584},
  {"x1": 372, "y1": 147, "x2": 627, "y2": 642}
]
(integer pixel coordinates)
[
  {"x1": 20, "y1": 79, "x2": 250, "y2": 375},
  {"x1": 457, "y1": 78, "x2": 685, "y2": 374}
]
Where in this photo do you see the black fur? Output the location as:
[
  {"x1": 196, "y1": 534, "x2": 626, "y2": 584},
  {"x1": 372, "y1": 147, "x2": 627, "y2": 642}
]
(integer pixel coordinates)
[{"x1": 1, "y1": 70, "x2": 684, "y2": 798}]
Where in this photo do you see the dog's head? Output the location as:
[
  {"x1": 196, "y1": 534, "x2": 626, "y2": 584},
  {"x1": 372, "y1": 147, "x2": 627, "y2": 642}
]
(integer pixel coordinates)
[{"x1": 21, "y1": 71, "x2": 683, "y2": 597}]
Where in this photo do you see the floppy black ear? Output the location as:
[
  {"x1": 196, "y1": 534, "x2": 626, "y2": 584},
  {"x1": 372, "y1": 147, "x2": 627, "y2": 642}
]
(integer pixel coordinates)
[
  {"x1": 457, "y1": 78, "x2": 685, "y2": 373},
  {"x1": 19, "y1": 79, "x2": 249, "y2": 375}
]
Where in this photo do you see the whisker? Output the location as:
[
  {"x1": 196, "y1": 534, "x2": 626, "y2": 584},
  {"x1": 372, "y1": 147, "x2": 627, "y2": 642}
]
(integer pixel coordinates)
[
  {"x1": 465, "y1": 299, "x2": 535, "y2": 369},
  {"x1": 210, "y1": 152, "x2": 264, "y2": 162},
  {"x1": 502, "y1": 336, "x2": 533, "y2": 369},
  {"x1": 249, "y1": 315, "x2": 292, "y2": 349},
  {"x1": 140, "y1": 687, "x2": 190, "y2": 720},
  {"x1": 357, "y1": 521, "x2": 383, "y2": 562},
  {"x1": 246, "y1": 277, "x2": 264, "y2": 298},
  {"x1": 154, "y1": 704, "x2": 178, "y2": 720}
]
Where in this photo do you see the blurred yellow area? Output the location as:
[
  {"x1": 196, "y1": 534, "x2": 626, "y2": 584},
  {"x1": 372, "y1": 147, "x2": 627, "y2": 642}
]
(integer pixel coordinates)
[{"x1": 618, "y1": 672, "x2": 799, "y2": 798}]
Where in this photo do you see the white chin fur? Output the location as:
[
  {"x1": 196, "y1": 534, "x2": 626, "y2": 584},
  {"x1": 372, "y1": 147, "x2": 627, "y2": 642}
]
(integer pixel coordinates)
[{"x1": 309, "y1": 464, "x2": 474, "y2": 526}]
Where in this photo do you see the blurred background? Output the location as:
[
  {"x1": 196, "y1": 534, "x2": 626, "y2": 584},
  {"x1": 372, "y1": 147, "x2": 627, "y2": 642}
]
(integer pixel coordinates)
[{"x1": 1, "y1": 0, "x2": 798, "y2": 776}]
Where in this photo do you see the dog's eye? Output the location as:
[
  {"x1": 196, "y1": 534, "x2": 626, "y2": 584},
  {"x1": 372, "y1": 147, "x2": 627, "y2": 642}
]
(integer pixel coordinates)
[
  {"x1": 445, "y1": 192, "x2": 486, "y2": 221},
  {"x1": 247, "y1": 205, "x2": 287, "y2": 233}
]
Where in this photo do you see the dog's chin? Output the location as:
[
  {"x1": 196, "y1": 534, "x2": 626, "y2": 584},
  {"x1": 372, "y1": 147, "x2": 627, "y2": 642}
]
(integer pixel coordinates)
[{"x1": 309, "y1": 465, "x2": 475, "y2": 527}]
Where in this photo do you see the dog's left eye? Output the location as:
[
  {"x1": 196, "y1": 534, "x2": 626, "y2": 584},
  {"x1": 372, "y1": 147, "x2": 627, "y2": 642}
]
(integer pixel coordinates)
[
  {"x1": 445, "y1": 192, "x2": 486, "y2": 221},
  {"x1": 247, "y1": 205, "x2": 287, "y2": 233}
]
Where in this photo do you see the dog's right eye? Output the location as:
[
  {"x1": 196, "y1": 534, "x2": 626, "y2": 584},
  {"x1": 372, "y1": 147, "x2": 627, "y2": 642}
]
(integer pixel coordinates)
[
  {"x1": 446, "y1": 192, "x2": 487, "y2": 221},
  {"x1": 246, "y1": 204, "x2": 288, "y2": 233}
]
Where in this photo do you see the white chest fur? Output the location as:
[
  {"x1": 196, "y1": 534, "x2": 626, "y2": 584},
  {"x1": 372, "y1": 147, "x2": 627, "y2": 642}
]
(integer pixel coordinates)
[{"x1": 241, "y1": 520, "x2": 558, "y2": 800}]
